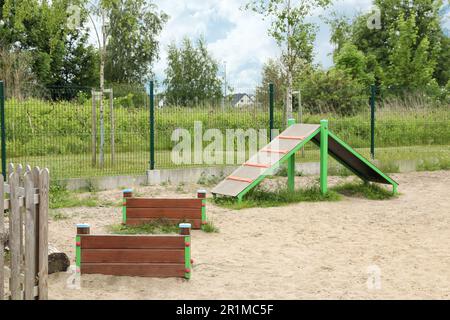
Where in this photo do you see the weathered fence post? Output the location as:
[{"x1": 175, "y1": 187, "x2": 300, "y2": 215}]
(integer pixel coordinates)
[
  {"x1": 24, "y1": 172, "x2": 36, "y2": 300},
  {"x1": 149, "y1": 81, "x2": 155, "y2": 170},
  {"x1": 38, "y1": 169, "x2": 49, "y2": 300},
  {"x1": 0, "y1": 81, "x2": 6, "y2": 179},
  {"x1": 9, "y1": 171, "x2": 21, "y2": 299}
]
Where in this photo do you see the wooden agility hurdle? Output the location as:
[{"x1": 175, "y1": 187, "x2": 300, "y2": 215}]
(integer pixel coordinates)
[
  {"x1": 75, "y1": 223, "x2": 193, "y2": 279},
  {"x1": 121, "y1": 189, "x2": 207, "y2": 230}
]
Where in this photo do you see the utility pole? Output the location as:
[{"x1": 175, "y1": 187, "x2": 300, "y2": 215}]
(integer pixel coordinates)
[
  {"x1": 293, "y1": 89, "x2": 304, "y2": 157},
  {"x1": 224, "y1": 61, "x2": 227, "y2": 108}
]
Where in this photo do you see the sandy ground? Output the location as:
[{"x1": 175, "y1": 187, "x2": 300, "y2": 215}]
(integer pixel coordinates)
[{"x1": 46, "y1": 171, "x2": 450, "y2": 300}]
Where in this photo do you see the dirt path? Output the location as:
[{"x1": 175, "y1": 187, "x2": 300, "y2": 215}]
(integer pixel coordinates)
[{"x1": 48, "y1": 171, "x2": 450, "y2": 300}]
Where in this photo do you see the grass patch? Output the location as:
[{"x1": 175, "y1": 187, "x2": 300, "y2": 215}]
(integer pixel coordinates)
[
  {"x1": 107, "y1": 221, "x2": 180, "y2": 235},
  {"x1": 202, "y1": 221, "x2": 219, "y2": 233},
  {"x1": 49, "y1": 182, "x2": 116, "y2": 209},
  {"x1": 331, "y1": 182, "x2": 396, "y2": 200},
  {"x1": 214, "y1": 186, "x2": 341, "y2": 210},
  {"x1": 49, "y1": 210, "x2": 70, "y2": 221}
]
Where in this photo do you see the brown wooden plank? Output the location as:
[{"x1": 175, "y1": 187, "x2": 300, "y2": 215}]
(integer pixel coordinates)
[
  {"x1": 38, "y1": 168, "x2": 49, "y2": 300},
  {"x1": 9, "y1": 172, "x2": 22, "y2": 300},
  {"x1": 126, "y1": 218, "x2": 202, "y2": 229},
  {"x1": 80, "y1": 235, "x2": 185, "y2": 249},
  {"x1": 81, "y1": 249, "x2": 184, "y2": 264},
  {"x1": 126, "y1": 198, "x2": 202, "y2": 209},
  {"x1": 81, "y1": 263, "x2": 185, "y2": 278},
  {"x1": 126, "y1": 207, "x2": 201, "y2": 219},
  {"x1": 24, "y1": 173, "x2": 37, "y2": 300}
]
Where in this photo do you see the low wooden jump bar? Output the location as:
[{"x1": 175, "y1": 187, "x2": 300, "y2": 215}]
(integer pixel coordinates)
[
  {"x1": 226, "y1": 176, "x2": 254, "y2": 183},
  {"x1": 76, "y1": 223, "x2": 193, "y2": 279},
  {"x1": 122, "y1": 190, "x2": 207, "y2": 230}
]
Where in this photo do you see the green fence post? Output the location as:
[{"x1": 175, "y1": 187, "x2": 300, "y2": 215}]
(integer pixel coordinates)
[
  {"x1": 149, "y1": 81, "x2": 155, "y2": 170},
  {"x1": 0, "y1": 81, "x2": 5, "y2": 180},
  {"x1": 370, "y1": 84, "x2": 376, "y2": 160},
  {"x1": 269, "y1": 83, "x2": 274, "y2": 141},
  {"x1": 287, "y1": 118, "x2": 296, "y2": 192},
  {"x1": 320, "y1": 119, "x2": 329, "y2": 195}
]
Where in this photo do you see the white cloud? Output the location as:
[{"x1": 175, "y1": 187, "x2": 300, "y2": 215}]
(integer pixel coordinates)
[{"x1": 150, "y1": 0, "x2": 375, "y2": 88}]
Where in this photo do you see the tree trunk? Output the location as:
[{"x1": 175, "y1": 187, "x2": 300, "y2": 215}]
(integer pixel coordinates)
[
  {"x1": 286, "y1": 70, "x2": 293, "y2": 124},
  {"x1": 99, "y1": 49, "x2": 105, "y2": 168}
]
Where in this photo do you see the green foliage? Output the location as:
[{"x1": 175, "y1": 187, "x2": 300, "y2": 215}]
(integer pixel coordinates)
[
  {"x1": 334, "y1": 43, "x2": 374, "y2": 86},
  {"x1": 50, "y1": 210, "x2": 69, "y2": 221},
  {"x1": 332, "y1": 182, "x2": 396, "y2": 200},
  {"x1": 103, "y1": 0, "x2": 168, "y2": 84},
  {"x1": 329, "y1": 0, "x2": 448, "y2": 92},
  {"x1": 298, "y1": 68, "x2": 368, "y2": 115},
  {"x1": 108, "y1": 221, "x2": 180, "y2": 235},
  {"x1": 49, "y1": 182, "x2": 99, "y2": 209},
  {"x1": 0, "y1": 0, "x2": 99, "y2": 88},
  {"x1": 202, "y1": 221, "x2": 219, "y2": 233},
  {"x1": 164, "y1": 37, "x2": 223, "y2": 106},
  {"x1": 214, "y1": 186, "x2": 341, "y2": 210}
]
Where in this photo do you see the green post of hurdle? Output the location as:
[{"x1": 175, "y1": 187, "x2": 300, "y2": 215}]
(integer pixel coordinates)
[
  {"x1": 287, "y1": 118, "x2": 296, "y2": 192},
  {"x1": 180, "y1": 223, "x2": 192, "y2": 280},
  {"x1": 320, "y1": 119, "x2": 329, "y2": 195},
  {"x1": 122, "y1": 189, "x2": 133, "y2": 224},
  {"x1": 76, "y1": 224, "x2": 91, "y2": 275}
]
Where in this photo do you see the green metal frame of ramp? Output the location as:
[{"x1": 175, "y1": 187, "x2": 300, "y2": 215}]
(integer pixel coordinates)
[{"x1": 211, "y1": 119, "x2": 398, "y2": 201}]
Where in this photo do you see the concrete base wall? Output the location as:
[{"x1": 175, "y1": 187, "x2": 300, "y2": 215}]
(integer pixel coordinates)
[{"x1": 61, "y1": 158, "x2": 427, "y2": 191}]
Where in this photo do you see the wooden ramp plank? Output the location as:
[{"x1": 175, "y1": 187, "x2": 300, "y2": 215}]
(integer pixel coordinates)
[{"x1": 212, "y1": 124, "x2": 320, "y2": 197}]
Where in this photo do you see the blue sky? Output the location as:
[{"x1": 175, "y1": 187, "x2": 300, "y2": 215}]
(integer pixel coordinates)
[{"x1": 152, "y1": 0, "x2": 375, "y2": 89}]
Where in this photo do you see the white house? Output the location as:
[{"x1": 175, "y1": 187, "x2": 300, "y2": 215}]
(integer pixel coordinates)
[{"x1": 231, "y1": 93, "x2": 255, "y2": 108}]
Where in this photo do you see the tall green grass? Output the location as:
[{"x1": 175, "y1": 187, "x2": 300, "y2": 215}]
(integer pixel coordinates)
[{"x1": 5, "y1": 97, "x2": 450, "y2": 178}]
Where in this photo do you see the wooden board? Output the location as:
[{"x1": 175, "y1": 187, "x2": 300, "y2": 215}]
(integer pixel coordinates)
[
  {"x1": 81, "y1": 263, "x2": 185, "y2": 278},
  {"x1": 80, "y1": 235, "x2": 185, "y2": 249},
  {"x1": 81, "y1": 249, "x2": 185, "y2": 263},
  {"x1": 126, "y1": 207, "x2": 201, "y2": 219},
  {"x1": 79, "y1": 234, "x2": 188, "y2": 278},
  {"x1": 126, "y1": 198, "x2": 202, "y2": 209}
]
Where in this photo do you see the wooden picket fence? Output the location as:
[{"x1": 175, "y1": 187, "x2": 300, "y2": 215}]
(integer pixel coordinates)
[{"x1": 0, "y1": 164, "x2": 49, "y2": 300}]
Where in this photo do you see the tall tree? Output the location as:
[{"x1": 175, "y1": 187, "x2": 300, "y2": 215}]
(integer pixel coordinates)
[
  {"x1": 330, "y1": 0, "x2": 447, "y2": 87},
  {"x1": 164, "y1": 37, "x2": 222, "y2": 106},
  {"x1": 103, "y1": 0, "x2": 168, "y2": 84},
  {"x1": 246, "y1": 0, "x2": 331, "y2": 124},
  {"x1": 0, "y1": 0, "x2": 99, "y2": 89}
]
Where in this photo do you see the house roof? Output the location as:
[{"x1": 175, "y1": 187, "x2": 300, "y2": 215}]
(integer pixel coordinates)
[{"x1": 231, "y1": 93, "x2": 254, "y2": 106}]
